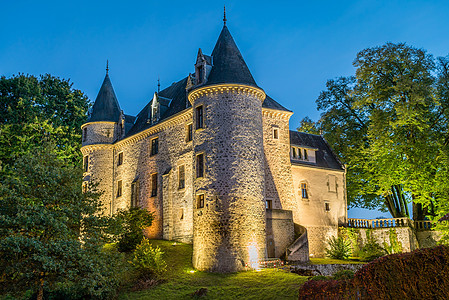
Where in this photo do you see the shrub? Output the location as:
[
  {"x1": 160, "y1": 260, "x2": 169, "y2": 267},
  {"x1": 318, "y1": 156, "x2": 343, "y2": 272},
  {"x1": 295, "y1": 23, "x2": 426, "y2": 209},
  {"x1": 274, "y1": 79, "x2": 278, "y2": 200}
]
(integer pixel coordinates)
[
  {"x1": 332, "y1": 269, "x2": 354, "y2": 280},
  {"x1": 382, "y1": 228, "x2": 403, "y2": 254},
  {"x1": 339, "y1": 227, "x2": 361, "y2": 257},
  {"x1": 298, "y1": 279, "x2": 356, "y2": 300},
  {"x1": 130, "y1": 238, "x2": 167, "y2": 276},
  {"x1": 298, "y1": 245, "x2": 449, "y2": 299},
  {"x1": 353, "y1": 245, "x2": 449, "y2": 299},
  {"x1": 359, "y1": 230, "x2": 385, "y2": 261},
  {"x1": 325, "y1": 236, "x2": 351, "y2": 260},
  {"x1": 116, "y1": 207, "x2": 154, "y2": 252}
]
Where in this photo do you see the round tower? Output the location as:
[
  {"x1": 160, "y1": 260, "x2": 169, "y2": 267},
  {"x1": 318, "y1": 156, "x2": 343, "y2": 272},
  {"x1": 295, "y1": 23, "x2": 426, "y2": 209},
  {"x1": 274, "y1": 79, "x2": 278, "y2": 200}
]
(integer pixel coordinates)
[
  {"x1": 81, "y1": 68, "x2": 122, "y2": 215},
  {"x1": 189, "y1": 24, "x2": 267, "y2": 272}
]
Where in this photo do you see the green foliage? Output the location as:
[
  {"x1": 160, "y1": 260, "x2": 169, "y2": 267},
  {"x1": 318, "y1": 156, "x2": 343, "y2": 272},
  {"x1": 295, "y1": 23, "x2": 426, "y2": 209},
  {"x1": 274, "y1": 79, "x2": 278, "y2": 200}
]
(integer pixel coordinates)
[
  {"x1": 312, "y1": 43, "x2": 449, "y2": 219},
  {"x1": 382, "y1": 228, "x2": 403, "y2": 254},
  {"x1": 325, "y1": 236, "x2": 352, "y2": 260},
  {"x1": 0, "y1": 145, "x2": 121, "y2": 299},
  {"x1": 359, "y1": 230, "x2": 385, "y2": 261},
  {"x1": 332, "y1": 269, "x2": 355, "y2": 280},
  {"x1": 297, "y1": 116, "x2": 321, "y2": 135},
  {"x1": 131, "y1": 238, "x2": 167, "y2": 276},
  {"x1": 0, "y1": 74, "x2": 89, "y2": 169},
  {"x1": 339, "y1": 227, "x2": 360, "y2": 257},
  {"x1": 116, "y1": 207, "x2": 154, "y2": 252}
]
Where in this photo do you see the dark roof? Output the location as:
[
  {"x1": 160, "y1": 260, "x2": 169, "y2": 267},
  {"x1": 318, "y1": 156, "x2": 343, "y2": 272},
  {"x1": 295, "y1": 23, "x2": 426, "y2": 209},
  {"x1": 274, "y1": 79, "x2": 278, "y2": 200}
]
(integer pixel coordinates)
[
  {"x1": 263, "y1": 95, "x2": 291, "y2": 112},
  {"x1": 88, "y1": 74, "x2": 121, "y2": 122},
  {"x1": 124, "y1": 114, "x2": 136, "y2": 135},
  {"x1": 204, "y1": 25, "x2": 258, "y2": 87},
  {"x1": 290, "y1": 131, "x2": 344, "y2": 171},
  {"x1": 126, "y1": 77, "x2": 189, "y2": 137}
]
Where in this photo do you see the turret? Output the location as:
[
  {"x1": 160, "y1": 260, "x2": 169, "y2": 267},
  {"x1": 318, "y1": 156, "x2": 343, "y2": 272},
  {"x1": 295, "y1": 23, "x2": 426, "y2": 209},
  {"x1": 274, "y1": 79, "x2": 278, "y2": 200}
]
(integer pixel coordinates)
[
  {"x1": 189, "y1": 23, "x2": 267, "y2": 272},
  {"x1": 81, "y1": 65, "x2": 123, "y2": 215}
]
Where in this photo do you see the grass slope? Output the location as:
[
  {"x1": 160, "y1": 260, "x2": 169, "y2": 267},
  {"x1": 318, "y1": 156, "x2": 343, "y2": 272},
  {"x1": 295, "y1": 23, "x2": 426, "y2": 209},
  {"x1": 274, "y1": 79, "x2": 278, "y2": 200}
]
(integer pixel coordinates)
[{"x1": 119, "y1": 240, "x2": 307, "y2": 300}]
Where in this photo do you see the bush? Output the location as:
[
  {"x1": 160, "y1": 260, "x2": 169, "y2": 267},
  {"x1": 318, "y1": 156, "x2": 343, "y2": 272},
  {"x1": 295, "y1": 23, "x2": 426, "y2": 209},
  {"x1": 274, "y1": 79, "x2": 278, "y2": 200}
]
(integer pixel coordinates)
[
  {"x1": 130, "y1": 238, "x2": 167, "y2": 276},
  {"x1": 325, "y1": 236, "x2": 352, "y2": 260},
  {"x1": 298, "y1": 245, "x2": 449, "y2": 299},
  {"x1": 359, "y1": 231, "x2": 385, "y2": 261},
  {"x1": 298, "y1": 279, "x2": 356, "y2": 299},
  {"x1": 116, "y1": 207, "x2": 154, "y2": 252},
  {"x1": 382, "y1": 228, "x2": 403, "y2": 254},
  {"x1": 332, "y1": 269, "x2": 354, "y2": 280}
]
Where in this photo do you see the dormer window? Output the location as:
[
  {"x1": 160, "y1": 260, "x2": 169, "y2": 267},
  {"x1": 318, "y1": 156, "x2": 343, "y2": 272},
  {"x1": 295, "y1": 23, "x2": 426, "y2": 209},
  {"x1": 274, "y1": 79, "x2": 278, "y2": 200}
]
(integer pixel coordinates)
[
  {"x1": 291, "y1": 146, "x2": 316, "y2": 163},
  {"x1": 198, "y1": 65, "x2": 204, "y2": 83}
]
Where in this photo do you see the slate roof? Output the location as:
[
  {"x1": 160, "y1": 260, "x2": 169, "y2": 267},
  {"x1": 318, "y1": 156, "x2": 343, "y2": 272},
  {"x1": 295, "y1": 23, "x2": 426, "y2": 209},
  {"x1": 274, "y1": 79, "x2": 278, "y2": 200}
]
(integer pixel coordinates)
[
  {"x1": 204, "y1": 25, "x2": 258, "y2": 88},
  {"x1": 116, "y1": 25, "x2": 291, "y2": 138},
  {"x1": 290, "y1": 131, "x2": 344, "y2": 171},
  {"x1": 126, "y1": 77, "x2": 189, "y2": 137},
  {"x1": 88, "y1": 74, "x2": 121, "y2": 122}
]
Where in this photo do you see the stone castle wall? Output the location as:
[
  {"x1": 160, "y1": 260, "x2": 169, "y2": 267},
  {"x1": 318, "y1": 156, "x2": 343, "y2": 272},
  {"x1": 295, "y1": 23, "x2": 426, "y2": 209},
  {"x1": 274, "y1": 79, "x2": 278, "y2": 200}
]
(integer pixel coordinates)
[
  {"x1": 291, "y1": 165, "x2": 347, "y2": 257},
  {"x1": 262, "y1": 110, "x2": 297, "y2": 221},
  {"x1": 191, "y1": 87, "x2": 267, "y2": 272},
  {"x1": 266, "y1": 209, "x2": 295, "y2": 258}
]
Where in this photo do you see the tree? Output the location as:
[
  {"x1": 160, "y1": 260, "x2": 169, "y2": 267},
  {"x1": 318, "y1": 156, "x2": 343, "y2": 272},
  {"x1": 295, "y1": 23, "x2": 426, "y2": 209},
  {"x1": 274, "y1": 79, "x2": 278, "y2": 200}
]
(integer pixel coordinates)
[
  {"x1": 313, "y1": 43, "x2": 449, "y2": 219},
  {"x1": 297, "y1": 116, "x2": 321, "y2": 135},
  {"x1": 0, "y1": 74, "x2": 89, "y2": 169},
  {"x1": 0, "y1": 145, "x2": 124, "y2": 299}
]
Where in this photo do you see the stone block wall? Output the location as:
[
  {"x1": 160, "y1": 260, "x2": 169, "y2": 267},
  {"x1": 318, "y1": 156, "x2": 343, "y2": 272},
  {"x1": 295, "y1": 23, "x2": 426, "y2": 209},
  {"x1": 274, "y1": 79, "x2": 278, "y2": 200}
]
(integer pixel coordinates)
[
  {"x1": 82, "y1": 122, "x2": 118, "y2": 145},
  {"x1": 262, "y1": 110, "x2": 297, "y2": 221},
  {"x1": 190, "y1": 86, "x2": 266, "y2": 272},
  {"x1": 266, "y1": 209, "x2": 295, "y2": 258}
]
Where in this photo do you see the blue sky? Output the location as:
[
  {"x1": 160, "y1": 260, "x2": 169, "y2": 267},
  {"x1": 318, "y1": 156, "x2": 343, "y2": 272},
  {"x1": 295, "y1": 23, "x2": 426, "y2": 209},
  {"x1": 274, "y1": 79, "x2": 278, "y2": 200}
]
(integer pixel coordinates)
[{"x1": 1, "y1": 0, "x2": 448, "y2": 218}]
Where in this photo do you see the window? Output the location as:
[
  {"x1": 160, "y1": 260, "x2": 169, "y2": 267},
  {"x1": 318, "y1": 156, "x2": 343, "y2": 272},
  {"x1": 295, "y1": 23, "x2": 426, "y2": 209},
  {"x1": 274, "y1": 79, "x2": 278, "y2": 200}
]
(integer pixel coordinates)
[
  {"x1": 117, "y1": 180, "x2": 122, "y2": 197},
  {"x1": 131, "y1": 180, "x2": 139, "y2": 207},
  {"x1": 197, "y1": 194, "x2": 205, "y2": 209},
  {"x1": 266, "y1": 199, "x2": 273, "y2": 209},
  {"x1": 198, "y1": 65, "x2": 204, "y2": 83},
  {"x1": 196, "y1": 153, "x2": 204, "y2": 178},
  {"x1": 273, "y1": 128, "x2": 279, "y2": 139},
  {"x1": 151, "y1": 173, "x2": 158, "y2": 197},
  {"x1": 83, "y1": 127, "x2": 87, "y2": 142},
  {"x1": 83, "y1": 156, "x2": 89, "y2": 173},
  {"x1": 117, "y1": 152, "x2": 123, "y2": 166},
  {"x1": 178, "y1": 165, "x2": 185, "y2": 189},
  {"x1": 301, "y1": 183, "x2": 308, "y2": 199},
  {"x1": 304, "y1": 149, "x2": 308, "y2": 160},
  {"x1": 325, "y1": 202, "x2": 330, "y2": 211},
  {"x1": 196, "y1": 106, "x2": 204, "y2": 129},
  {"x1": 151, "y1": 138, "x2": 159, "y2": 156},
  {"x1": 179, "y1": 208, "x2": 184, "y2": 220},
  {"x1": 292, "y1": 147, "x2": 297, "y2": 159},
  {"x1": 186, "y1": 123, "x2": 193, "y2": 142}
]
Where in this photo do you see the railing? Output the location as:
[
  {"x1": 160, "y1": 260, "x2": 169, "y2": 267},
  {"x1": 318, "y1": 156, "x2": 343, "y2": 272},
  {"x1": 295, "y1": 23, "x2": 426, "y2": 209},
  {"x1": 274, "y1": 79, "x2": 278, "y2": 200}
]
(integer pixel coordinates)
[
  {"x1": 347, "y1": 217, "x2": 411, "y2": 229},
  {"x1": 414, "y1": 220, "x2": 435, "y2": 231}
]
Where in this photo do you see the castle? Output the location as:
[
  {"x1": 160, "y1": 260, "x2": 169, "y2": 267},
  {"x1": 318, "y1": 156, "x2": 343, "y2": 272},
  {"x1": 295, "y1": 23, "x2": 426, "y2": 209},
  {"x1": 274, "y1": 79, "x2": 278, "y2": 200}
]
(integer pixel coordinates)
[{"x1": 81, "y1": 19, "x2": 347, "y2": 272}]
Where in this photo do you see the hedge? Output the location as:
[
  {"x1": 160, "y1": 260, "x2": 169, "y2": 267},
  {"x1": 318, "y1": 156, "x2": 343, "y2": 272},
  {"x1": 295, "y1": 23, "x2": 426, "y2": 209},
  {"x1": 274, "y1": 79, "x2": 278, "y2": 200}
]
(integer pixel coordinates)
[{"x1": 298, "y1": 245, "x2": 449, "y2": 299}]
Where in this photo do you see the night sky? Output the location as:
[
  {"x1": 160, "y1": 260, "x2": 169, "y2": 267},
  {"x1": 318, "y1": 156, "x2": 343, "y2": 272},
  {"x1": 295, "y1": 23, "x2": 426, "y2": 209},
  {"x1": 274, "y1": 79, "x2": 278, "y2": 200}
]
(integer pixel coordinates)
[{"x1": 1, "y1": 0, "x2": 447, "y2": 218}]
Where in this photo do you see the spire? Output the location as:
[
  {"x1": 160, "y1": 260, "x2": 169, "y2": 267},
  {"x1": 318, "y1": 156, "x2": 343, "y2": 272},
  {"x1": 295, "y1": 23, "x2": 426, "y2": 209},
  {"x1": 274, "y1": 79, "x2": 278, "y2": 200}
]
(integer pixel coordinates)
[
  {"x1": 223, "y1": 5, "x2": 227, "y2": 26},
  {"x1": 106, "y1": 60, "x2": 109, "y2": 75},
  {"x1": 88, "y1": 71, "x2": 121, "y2": 122},
  {"x1": 157, "y1": 76, "x2": 160, "y2": 93},
  {"x1": 204, "y1": 25, "x2": 258, "y2": 87}
]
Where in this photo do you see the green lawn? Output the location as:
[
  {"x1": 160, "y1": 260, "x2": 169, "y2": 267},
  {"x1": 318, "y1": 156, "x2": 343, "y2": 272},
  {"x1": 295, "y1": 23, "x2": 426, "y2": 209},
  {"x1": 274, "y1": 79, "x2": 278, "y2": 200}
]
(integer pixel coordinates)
[
  {"x1": 119, "y1": 240, "x2": 308, "y2": 300},
  {"x1": 310, "y1": 257, "x2": 365, "y2": 265}
]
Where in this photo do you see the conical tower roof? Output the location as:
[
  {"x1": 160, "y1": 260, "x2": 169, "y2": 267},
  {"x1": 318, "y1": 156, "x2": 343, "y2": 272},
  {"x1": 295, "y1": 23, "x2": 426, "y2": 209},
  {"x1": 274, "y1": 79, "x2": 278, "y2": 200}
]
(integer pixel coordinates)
[
  {"x1": 205, "y1": 25, "x2": 258, "y2": 87},
  {"x1": 88, "y1": 73, "x2": 121, "y2": 122}
]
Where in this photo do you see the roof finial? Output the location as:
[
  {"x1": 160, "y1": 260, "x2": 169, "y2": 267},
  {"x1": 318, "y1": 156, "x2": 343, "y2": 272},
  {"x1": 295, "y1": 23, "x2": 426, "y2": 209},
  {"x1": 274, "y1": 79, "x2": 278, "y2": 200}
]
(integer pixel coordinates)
[
  {"x1": 157, "y1": 76, "x2": 160, "y2": 93},
  {"x1": 223, "y1": 5, "x2": 227, "y2": 26},
  {"x1": 106, "y1": 60, "x2": 109, "y2": 75}
]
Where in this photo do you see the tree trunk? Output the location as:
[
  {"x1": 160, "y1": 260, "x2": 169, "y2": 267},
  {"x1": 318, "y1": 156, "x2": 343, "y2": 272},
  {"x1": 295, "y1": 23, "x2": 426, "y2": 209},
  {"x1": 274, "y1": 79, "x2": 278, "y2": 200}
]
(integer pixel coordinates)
[{"x1": 37, "y1": 277, "x2": 44, "y2": 300}]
